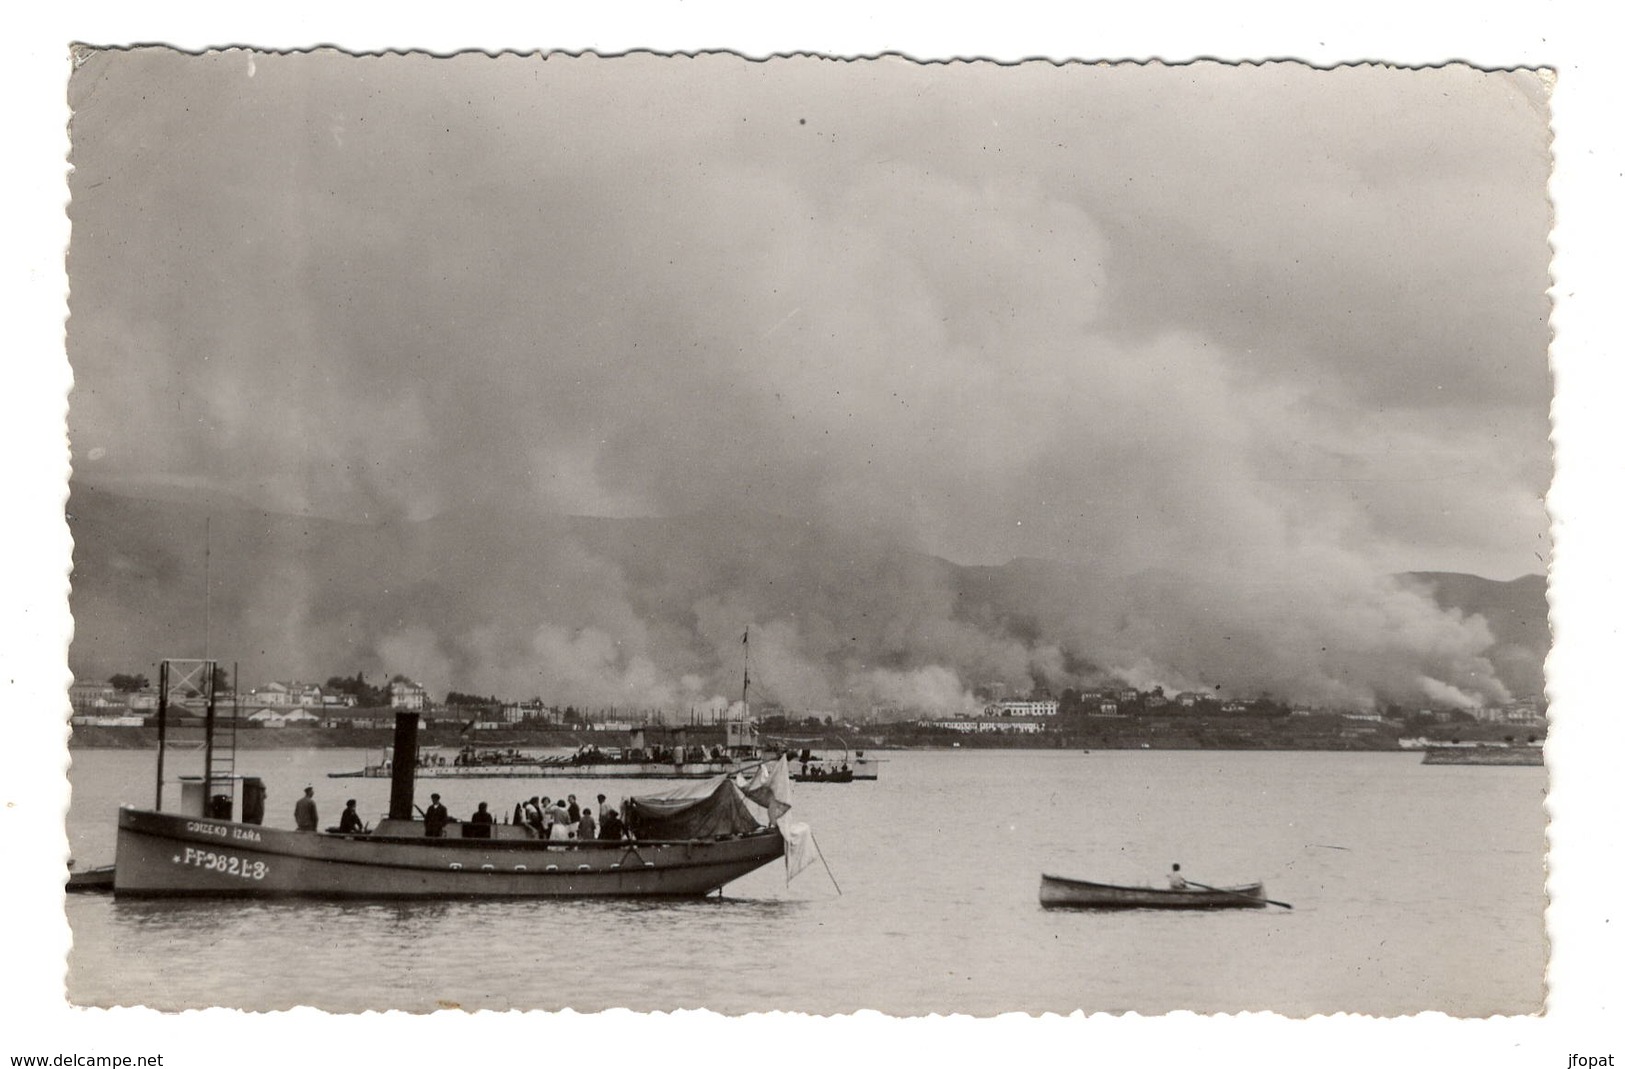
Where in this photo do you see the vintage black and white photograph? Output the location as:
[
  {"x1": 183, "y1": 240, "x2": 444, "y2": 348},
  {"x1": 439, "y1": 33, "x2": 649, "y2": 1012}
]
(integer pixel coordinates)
[
  {"x1": 13, "y1": 5, "x2": 1625, "y2": 1061},
  {"x1": 52, "y1": 45, "x2": 1560, "y2": 1020}
]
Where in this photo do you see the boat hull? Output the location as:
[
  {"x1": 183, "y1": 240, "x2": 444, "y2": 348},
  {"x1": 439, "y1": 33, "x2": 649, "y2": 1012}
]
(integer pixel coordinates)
[
  {"x1": 114, "y1": 807, "x2": 784, "y2": 899},
  {"x1": 66, "y1": 864, "x2": 117, "y2": 893},
  {"x1": 1039, "y1": 873, "x2": 1268, "y2": 910}
]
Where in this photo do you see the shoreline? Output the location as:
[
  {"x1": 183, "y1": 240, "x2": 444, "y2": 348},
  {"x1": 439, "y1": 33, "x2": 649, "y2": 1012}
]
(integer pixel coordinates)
[{"x1": 65, "y1": 725, "x2": 1543, "y2": 754}]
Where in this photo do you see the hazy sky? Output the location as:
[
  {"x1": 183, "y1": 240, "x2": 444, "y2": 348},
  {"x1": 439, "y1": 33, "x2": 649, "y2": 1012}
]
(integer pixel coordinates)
[
  {"x1": 67, "y1": 51, "x2": 1551, "y2": 579},
  {"x1": 58, "y1": 51, "x2": 1561, "y2": 713}
]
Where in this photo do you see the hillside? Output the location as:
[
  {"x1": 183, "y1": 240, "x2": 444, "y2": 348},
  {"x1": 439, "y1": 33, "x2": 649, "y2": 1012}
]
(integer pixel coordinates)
[
  {"x1": 1398, "y1": 571, "x2": 1549, "y2": 699},
  {"x1": 65, "y1": 483, "x2": 1548, "y2": 711}
]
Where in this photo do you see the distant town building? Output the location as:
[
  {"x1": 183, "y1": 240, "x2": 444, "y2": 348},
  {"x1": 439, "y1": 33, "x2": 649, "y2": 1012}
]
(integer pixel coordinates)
[
  {"x1": 922, "y1": 717, "x2": 1046, "y2": 734},
  {"x1": 1481, "y1": 698, "x2": 1545, "y2": 726},
  {"x1": 502, "y1": 700, "x2": 548, "y2": 724},
  {"x1": 247, "y1": 707, "x2": 321, "y2": 728},
  {"x1": 250, "y1": 682, "x2": 294, "y2": 707},
  {"x1": 69, "y1": 680, "x2": 117, "y2": 713},
  {"x1": 986, "y1": 699, "x2": 1059, "y2": 718},
  {"x1": 320, "y1": 710, "x2": 396, "y2": 729},
  {"x1": 249, "y1": 681, "x2": 325, "y2": 708},
  {"x1": 70, "y1": 714, "x2": 145, "y2": 728},
  {"x1": 390, "y1": 678, "x2": 428, "y2": 711}
]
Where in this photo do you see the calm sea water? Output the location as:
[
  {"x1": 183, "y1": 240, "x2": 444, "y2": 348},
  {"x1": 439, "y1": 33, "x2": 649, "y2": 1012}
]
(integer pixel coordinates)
[{"x1": 65, "y1": 747, "x2": 1546, "y2": 1016}]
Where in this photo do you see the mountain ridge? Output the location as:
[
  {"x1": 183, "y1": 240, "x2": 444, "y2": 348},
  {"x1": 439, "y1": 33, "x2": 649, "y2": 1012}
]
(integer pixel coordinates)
[{"x1": 65, "y1": 483, "x2": 1548, "y2": 710}]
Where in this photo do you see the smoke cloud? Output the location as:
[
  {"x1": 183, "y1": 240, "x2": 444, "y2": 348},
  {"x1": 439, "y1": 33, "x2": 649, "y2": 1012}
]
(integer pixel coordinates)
[{"x1": 65, "y1": 52, "x2": 1552, "y2": 713}]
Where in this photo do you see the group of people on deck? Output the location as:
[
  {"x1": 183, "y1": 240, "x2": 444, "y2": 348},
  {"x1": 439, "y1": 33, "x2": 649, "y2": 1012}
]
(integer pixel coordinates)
[
  {"x1": 511, "y1": 792, "x2": 627, "y2": 841},
  {"x1": 296, "y1": 787, "x2": 634, "y2": 841},
  {"x1": 413, "y1": 790, "x2": 629, "y2": 841}
]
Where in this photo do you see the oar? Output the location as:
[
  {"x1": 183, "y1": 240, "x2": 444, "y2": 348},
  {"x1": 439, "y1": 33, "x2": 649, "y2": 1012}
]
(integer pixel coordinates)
[{"x1": 1186, "y1": 878, "x2": 1293, "y2": 910}]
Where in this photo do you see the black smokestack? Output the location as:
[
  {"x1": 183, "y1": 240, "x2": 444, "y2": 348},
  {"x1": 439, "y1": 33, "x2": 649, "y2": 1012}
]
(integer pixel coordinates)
[{"x1": 388, "y1": 712, "x2": 419, "y2": 821}]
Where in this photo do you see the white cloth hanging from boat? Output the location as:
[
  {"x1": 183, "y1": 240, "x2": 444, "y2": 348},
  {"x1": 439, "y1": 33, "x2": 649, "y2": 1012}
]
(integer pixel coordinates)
[
  {"x1": 740, "y1": 756, "x2": 793, "y2": 823},
  {"x1": 779, "y1": 819, "x2": 816, "y2": 882},
  {"x1": 738, "y1": 757, "x2": 818, "y2": 881}
]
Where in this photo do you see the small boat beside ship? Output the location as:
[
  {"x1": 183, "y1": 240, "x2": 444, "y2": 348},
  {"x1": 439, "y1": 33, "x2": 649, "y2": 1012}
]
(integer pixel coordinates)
[
  {"x1": 107, "y1": 658, "x2": 804, "y2": 899},
  {"x1": 1038, "y1": 873, "x2": 1270, "y2": 910}
]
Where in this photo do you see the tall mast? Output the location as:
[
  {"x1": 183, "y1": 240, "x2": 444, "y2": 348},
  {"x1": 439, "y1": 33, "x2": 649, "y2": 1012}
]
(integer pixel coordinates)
[
  {"x1": 154, "y1": 660, "x2": 169, "y2": 810},
  {"x1": 203, "y1": 516, "x2": 211, "y2": 659},
  {"x1": 741, "y1": 627, "x2": 750, "y2": 717}
]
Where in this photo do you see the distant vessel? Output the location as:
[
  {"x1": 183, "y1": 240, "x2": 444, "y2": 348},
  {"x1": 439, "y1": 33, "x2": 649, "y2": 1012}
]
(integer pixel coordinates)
[
  {"x1": 791, "y1": 764, "x2": 854, "y2": 784},
  {"x1": 1421, "y1": 744, "x2": 1543, "y2": 766},
  {"x1": 65, "y1": 862, "x2": 116, "y2": 893},
  {"x1": 778, "y1": 737, "x2": 880, "y2": 784},
  {"x1": 110, "y1": 659, "x2": 795, "y2": 899},
  {"x1": 329, "y1": 723, "x2": 764, "y2": 781},
  {"x1": 1039, "y1": 873, "x2": 1269, "y2": 910}
]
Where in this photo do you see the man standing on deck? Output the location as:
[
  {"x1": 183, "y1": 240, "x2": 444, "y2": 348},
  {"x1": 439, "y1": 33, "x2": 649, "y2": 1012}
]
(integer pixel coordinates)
[
  {"x1": 294, "y1": 787, "x2": 318, "y2": 832},
  {"x1": 424, "y1": 793, "x2": 449, "y2": 838}
]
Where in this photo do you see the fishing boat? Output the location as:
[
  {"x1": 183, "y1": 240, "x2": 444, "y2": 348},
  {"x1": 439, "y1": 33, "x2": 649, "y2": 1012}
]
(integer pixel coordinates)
[
  {"x1": 109, "y1": 658, "x2": 796, "y2": 899},
  {"x1": 1038, "y1": 873, "x2": 1269, "y2": 910}
]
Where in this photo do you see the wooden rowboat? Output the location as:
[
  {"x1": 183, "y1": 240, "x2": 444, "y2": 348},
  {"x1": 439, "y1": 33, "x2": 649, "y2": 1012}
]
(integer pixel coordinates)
[{"x1": 1039, "y1": 873, "x2": 1268, "y2": 910}]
